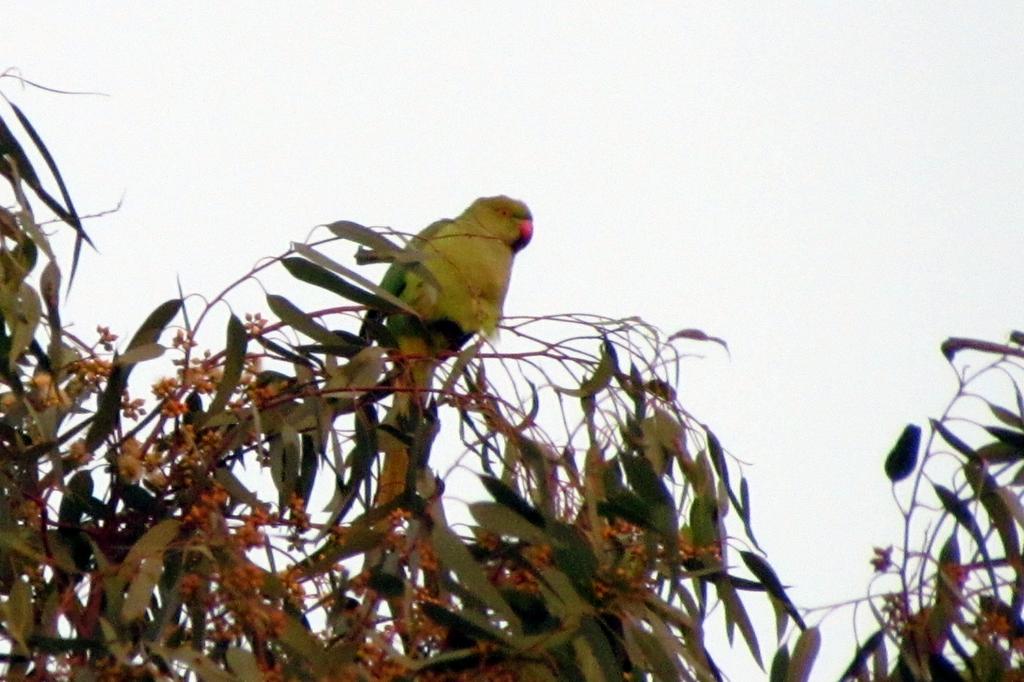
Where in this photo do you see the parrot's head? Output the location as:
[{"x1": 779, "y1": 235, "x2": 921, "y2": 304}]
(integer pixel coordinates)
[{"x1": 469, "y1": 195, "x2": 533, "y2": 253}]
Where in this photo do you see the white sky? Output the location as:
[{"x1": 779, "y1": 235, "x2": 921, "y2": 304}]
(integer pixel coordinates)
[{"x1": 6, "y1": 4, "x2": 1024, "y2": 679}]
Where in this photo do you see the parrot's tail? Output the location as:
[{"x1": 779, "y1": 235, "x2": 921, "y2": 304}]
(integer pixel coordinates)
[{"x1": 374, "y1": 350, "x2": 438, "y2": 507}]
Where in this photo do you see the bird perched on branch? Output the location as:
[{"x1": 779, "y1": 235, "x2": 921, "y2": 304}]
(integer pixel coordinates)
[{"x1": 366, "y1": 195, "x2": 533, "y2": 505}]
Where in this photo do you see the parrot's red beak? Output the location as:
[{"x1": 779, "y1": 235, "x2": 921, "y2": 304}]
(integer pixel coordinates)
[{"x1": 513, "y1": 219, "x2": 533, "y2": 252}]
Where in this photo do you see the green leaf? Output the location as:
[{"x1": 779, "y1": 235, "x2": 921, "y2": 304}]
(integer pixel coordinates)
[
  {"x1": 938, "y1": 532, "x2": 960, "y2": 566},
  {"x1": 266, "y1": 293, "x2": 343, "y2": 347},
  {"x1": 277, "y1": 612, "x2": 327, "y2": 668},
  {"x1": 127, "y1": 299, "x2": 181, "y2": 351},
  {"x1": 974, "y1": 440, "x2": 1023, "y2": 463},
  {"x1": 573, "y1": 615, "x2": 624, "y2": 682},
  {"x1": 469, "y1": 502, "x2": 547, "y2": 543},
  {"x1": 291, "y1": 242, "x2": 419, "y2": 312},
  {"x1": 625, "y1": 621, "x2": 682, "y2": 682},
  {"x1": 323, "y1": 219, "x2": 402, "y2": 254},
  {"x1": 114, "y1": 342, "x2": 165, "y2": 366},
  {"x1": 323, "y1": 346, "x2": 386, "y2": 399},
  {"x1": 716, "y1": 578, "x2": 762, "y2": 667},
  {"x1": 8, "y1": 283, "x2": 42, "y2": 371},
  {"x1": 293, "y1": 524, "x2": 387, "y2": 577},
  {"x1": 785, "y1": 626, "x2": 821, "y2": 682},
  {"x1": 122, "y1": 555, "x2": 163, "y2": 622},
  {"x1": 966, "y1": 462, "x2": 1021, "y2": 562},
  {"x1": 148, "y1": 644, "x2": 236, "y2": 682},
  {"x1": 884, "y1": 424, "x2": 920, "y2": 482},
  {"x1": 205, "y1": 314, "x2": 248, "y2": 418},
  {"x1": 225, "y1": 647, "x2": 264, "y2": 680},
  {"x1": 414, "y1": 647, "x2": 484, "y2": 673},
  {"x1": 0, "y1": 527, "x2": 46, "y2": 565},
  {"x1": 121, "y1": 519, "x2": 181, "y2": 571},
  {"x1": 7, "y1": 578, "x2": 32, "y2": 649},
  {"x1": 559, "y1": 338, "x2": 617, "y2": 398},
  {"x1": 988, "y1": 402, "x2": 1024, "y2": 430},
  {"x1": 689, "y1": 495, "x2": 718, "y2": 548},
  {"x1": 430, "y1": 521, "x2": 519, "y2": 629},
  {"x1": 324, "y1": 404, "x2": 379, "y2": 526},
  {"x1": 86, "y1": 300, "x2": 181, "y2": 449},
  {"x1": 213, "y1": 468, "x2": 263, "y2": 508}
]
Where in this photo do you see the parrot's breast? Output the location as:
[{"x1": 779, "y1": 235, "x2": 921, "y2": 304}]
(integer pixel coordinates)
[{"x1": 416, "y1": 231, "x2": 516, "y2": 337}]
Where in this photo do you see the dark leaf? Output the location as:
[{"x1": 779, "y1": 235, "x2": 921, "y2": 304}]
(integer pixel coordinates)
[
  {"x1": 966, "y1": 462, "x2": 1021, "y2": 561},
  {"x1": 2, "y1": 102, "x2": 92, "y2": 284},
  {"x1": 884, "y1": 424, "x2": 921, "y2": 482},
  {"x1": 281, "y1": 256, "x2": 414, "y2": 315},
  {"x1": 367, "y1": 567, "x2": 405, "y2": 598},
  {"x1": 420, "y1": 602, "x2": 502, "y2": 643},
  {"x1": 480, "y1": 475, "x2": 545, "y2": 527},
  {"x1": 839, "y1": 629, "x2": 885, "y2": 681},
  {"x1": 988, "y1": 403, "x2": 1024, "y2": 430},
  {"x1": 927, "y1": 652, "x2": 965, "y2": 682},
  {"x1": 933, "y1": 484, "x2": 997, "y2": 589},
  {"x1": 740, "y1": 551, "x2": 806, "y2": 630},
  {"x1": 930, "y1": 419, "x2": 976, "y2": 459},
  {"x1": 985, "y1": 425, "x2": 1024, "y2": 451},
  {"x1": 769, "y1": 645, "x2": 789, "y2": 682},
  {"x1": 577, "y1": 615, "x2": 626, "y2": 681},
  {"x1": 706, "y1": 428, "x2": 731, "y2": 491},
  {"x1": 25, "y1": 637, "x2": 102, "y2": 655},
  {"x1": 84, "y1": 362, "x2": 126, "y2": 451},
  {"x1": 597, "y1": 492, "x2": 652, "y2": 528},
  {"x1": 469, "y1": 503, "x2": 546, "y2": 543},
  {"x1": 668, "y1": 328, "x2": 729, "y2": 353},
  {"x1": 121, "y1": 485, "x2": 158, "y2": 514},
  {"x1": 548, "y1": 523, "x2": 599, "y2": 601},
  {"x1": 296, "y1": 434, "x2": 319, "y2": 506}
]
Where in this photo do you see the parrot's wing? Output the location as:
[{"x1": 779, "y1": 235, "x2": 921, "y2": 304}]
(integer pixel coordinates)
[
  {"x1": 377, "y1": 218, "x2": 452, "y2": 298},
  {"x1": 360, "y1": 218, "x2": 453, "y2": 346}
]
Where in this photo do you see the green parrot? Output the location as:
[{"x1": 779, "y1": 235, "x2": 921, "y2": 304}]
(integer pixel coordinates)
[{"x1": 367, "y1": 195, "x2": 533, "y2": 504}]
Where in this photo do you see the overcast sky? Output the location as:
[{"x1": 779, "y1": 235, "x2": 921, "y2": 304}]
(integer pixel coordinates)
[{"x1": 6, "y1": 4, "x2": 1024, "y2": 679}]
